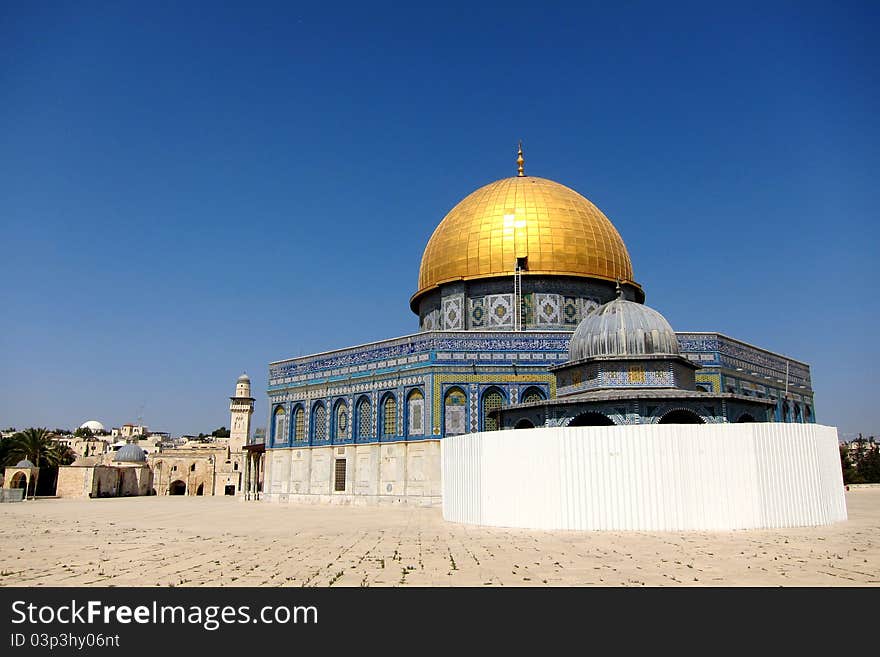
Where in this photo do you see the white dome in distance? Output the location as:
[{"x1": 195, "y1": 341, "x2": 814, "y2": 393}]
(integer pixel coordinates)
[{"x1": 80, "y1": 420, "x2": 105, "y2": 432}]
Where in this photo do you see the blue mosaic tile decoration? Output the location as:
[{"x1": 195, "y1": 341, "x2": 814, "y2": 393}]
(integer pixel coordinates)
[
  {"x1": 536, "y1": 293, "x2": 561, "y2": 326},
  {"x1": 562, "y1": 296, "x2": 579, "y2": 325},
  {"x1": 469, "y1": 297, "x2": 485, "y2": 329},
  {"x1": 266, "y1": 329, "x2": 815, "y2": 450},
  {"x1": 486, "y1": 294, "x2": 514, "y2": 328},
  {"x1": 442, "y1": 295, "x2": 464, "y2": 330}
]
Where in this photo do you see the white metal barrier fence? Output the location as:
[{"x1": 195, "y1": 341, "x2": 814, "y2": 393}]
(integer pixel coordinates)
[{"x1": 441, "y1": 423, "x2": 847, "y2": 531}]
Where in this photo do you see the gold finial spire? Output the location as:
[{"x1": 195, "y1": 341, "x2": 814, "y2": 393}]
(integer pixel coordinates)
[{"x1": 516, "y1": 141, "x2": 525, "y2": 176}]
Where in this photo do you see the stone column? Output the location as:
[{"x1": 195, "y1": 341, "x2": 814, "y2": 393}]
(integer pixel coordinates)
[
  {"x1": 254, "y1": 454, "x2": 263, "y2": 500},
  {"x1": 243, "y1": 453, "x2": 251, "y2": 500}
]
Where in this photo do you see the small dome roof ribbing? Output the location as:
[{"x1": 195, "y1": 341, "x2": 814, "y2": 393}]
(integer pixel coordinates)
[
  {"x1": 569, "y1": 296, "x2": 680, "y2": 361},
  {"x1": 114, "y1": 444, "x2": 146, "y2": 463},
  {"x1": 15, "y1": 459, "x2": 36, "y2": 468}
]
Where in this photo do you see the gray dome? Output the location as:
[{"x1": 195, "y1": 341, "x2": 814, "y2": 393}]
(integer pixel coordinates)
[
  {"x1": 114, "y1": 443, "x2": 146, "y2": 463},
  {"x1": 14, "y1": 459, "x2": 35, "y2": 468},
  {"x1": 237, "y1": 373, "x2": 250, "y2": 382},
  {"x1": 569, "y1": 298, "x2": 680, "y2": 361}
]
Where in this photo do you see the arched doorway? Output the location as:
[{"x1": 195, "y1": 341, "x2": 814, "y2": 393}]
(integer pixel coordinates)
[
  {"x1": 196, "y1": 483, "x2": 204, "y2": 496},
  {"x1": 569, "y1": 412, "x2": 614, "y2": 427},
  {"x1": 514, "y1": 419, "x2": 535, "y2": 429},
  {"x1": 10, "y1": 472, "x2": 27, "y2": 489},
  {"x1": 169, "y1": 480, "x2": 186, "y2": 496},
  {"x1": 658, "y1": 409, "x2": 704, "y2": 424},
  {"x1": 736, "y1": 413, "x2": 756, "y2": 423}
]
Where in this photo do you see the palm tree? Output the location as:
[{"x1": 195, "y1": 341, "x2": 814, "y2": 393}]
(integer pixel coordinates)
[{"x1": 7, "y1": 427, "x2": 62, "y2": 499}]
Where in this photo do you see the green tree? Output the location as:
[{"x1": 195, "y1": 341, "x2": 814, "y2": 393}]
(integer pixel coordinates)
[
  {"x1": 7, "y1": 428, "x2": 68, "y2": 468},
  {"x1": 74, "y1": 426, "x2": 94, "y2": 438},
  {"x1": 859, "y1": 441, "x2": 880, "y2": 483},
  {"x1": 211, "y1": 426, "x2": 230, "y2": 438},
  {"x1": 840, "y1": 444, "x2": 861, "y2": 485},
  {"x1": 0, "y1": 435, "x2": 13, "y2": 467}
]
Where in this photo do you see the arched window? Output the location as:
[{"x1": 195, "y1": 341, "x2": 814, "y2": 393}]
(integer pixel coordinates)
[
  {"x1": 333, "y1": 399, "x2": 348, "y2": 442},
  {"x1": 794, "y1": 404, "x2": 802, "y2": 422},
  {"x1": 570, "y1": 412, "x2": 614, "y2": 426},
  {"x1": 736, "y1": 413, "x2": 756, "y2": 423},
  {"x1": 805, "y1": 405, "x2": 812, "y2": 422},
  {"x1": 444, "y1": 387, "x2": 467, "y2": 436},
  {"x1": 381, "y1": 394, "x2": 397, "y2": 439},
  {"x1": 293, "y1": 406, "x2": 305, "y2": 441},
  {"x1": 521, "y1": 387, "x2": 546, "y2": 404},
  {"x1": 515, "y1": 418, "x2": 535, "y2": 429},
  {"x1": 407, "y1": 389, "x2": 424, "y2": 436},
  {"x1": 356, "y1": 397, "x2": 371, "y2": 440},
  {"x1": 312, "y1": 403, "x2": 326, "y2": 442},
  {"x1": 782, "y1": 400, "x2": 790, "y2": 422},
  {"x1": 482, "y1": 387, "x2": 504, "y2": 431},
  {"x1": 273, "y1": 406, "x2": 287, "y2": 444},
  {"x1": 658, "y1": 409, "x2": 704, "y2": 424}
]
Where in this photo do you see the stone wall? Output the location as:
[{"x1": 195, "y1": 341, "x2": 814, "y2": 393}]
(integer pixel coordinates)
[
  {"x1": 56, "y1": 465, "x2": 152, "y2": 498},
  {"x1": 56, "y1": 466, "x2": 97, "y2": 498},
  {"x1": 264, "y1": 440, "x2": 441, "y2": 505},
  {"x1": 149, "y1": 449, "x2": 244, "y2": 496}
]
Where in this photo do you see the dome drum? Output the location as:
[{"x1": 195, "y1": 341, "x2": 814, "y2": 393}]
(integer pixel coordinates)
[{"x1": 415, "y1": 275, "x2": 643, "y2": 332}]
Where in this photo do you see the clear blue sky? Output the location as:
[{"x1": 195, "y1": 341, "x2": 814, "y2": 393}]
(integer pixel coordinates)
[{"x1": 1, "y1": 2, "x2": 877, "y2": 439}]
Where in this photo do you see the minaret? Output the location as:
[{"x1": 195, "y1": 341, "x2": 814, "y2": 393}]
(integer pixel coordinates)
[{"x1": 229, "y1": 373, "x2": 254, "y2": 453}]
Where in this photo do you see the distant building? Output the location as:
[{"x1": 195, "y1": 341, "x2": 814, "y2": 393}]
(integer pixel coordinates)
[
  {"x1": 53, "y1": 374, "x2": 255, "y2": 498},
  {"x1": 847, "y1": 436, "x2": 878, "y2": 459},
  {"x1": 111, "y1": 424, "x2": 148, "y2": 439}
]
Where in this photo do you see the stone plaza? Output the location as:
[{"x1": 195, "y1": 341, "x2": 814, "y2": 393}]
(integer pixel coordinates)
[{"x1": 1, "y1": 488, "x2": 877, "y2": 587}]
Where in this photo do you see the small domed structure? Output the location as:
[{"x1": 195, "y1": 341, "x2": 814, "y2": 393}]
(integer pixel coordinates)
[
  {"x1": 237, "y1": 373, "x2": 250, "y2": 383},
  {"x1": 14, "y1": 459, "x2": 36, "y2": 468},
  {"x1": 114, "y1": 444, "x2": 146, "y2": 463},
  {"x1": 79, "y1": 420, "x2": 105, "y2": 433},
  {"x1": 569, "y1": 297, "x2": 679, "y2": 361}
]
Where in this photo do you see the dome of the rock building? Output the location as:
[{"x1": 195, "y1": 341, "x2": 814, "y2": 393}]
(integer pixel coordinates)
[
  {"x1": 412, "y1": 171, "x2": 640, "y2": 311},
  {"x1": 569, "y1": 297, "x2": 679, "y2": 361},
  {"x1": 114, "y1": 443, "x2": 146, "y2": 463}
]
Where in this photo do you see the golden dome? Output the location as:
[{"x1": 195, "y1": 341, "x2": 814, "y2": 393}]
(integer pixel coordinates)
[{"x1": 412, "y1": 175, "x2": 639, "y2": 308}]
